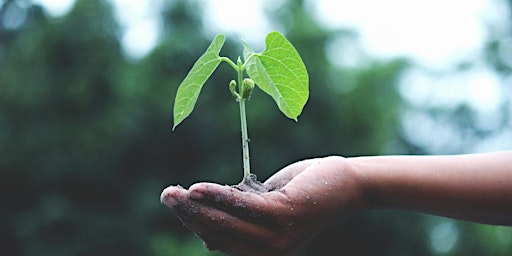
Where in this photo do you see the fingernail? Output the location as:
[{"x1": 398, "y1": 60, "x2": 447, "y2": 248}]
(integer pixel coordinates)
[
  {"x1": 189, "y1": 189, "x2": 204, "y2": 200},
  {"x1": 160, "y1": 187, "x2": 178, "y2": 206},
  {"x1": 163, "y1": 194, "x2": 178, "y2": 207}
]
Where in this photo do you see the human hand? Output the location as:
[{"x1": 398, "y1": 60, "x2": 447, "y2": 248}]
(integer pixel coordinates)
[{"x1": 160, "y1": 156, "x2": 365, "y2": 256}]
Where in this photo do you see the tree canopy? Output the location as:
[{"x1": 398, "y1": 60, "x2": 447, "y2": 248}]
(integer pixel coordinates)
[{"x1": 0, "y1": 0, "x2": 510, "y2": 255}]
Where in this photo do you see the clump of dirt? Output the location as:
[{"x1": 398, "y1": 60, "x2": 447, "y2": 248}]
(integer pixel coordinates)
[{"x1": 233, "y1": 173, "x2": 269, "y2": 194}]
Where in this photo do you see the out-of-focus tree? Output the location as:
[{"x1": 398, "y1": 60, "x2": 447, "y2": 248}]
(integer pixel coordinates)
[
  {"x1": 0, "y1": 0, "x2": 149, "y2": 255},
  {"x1": 1, "y1": 0, "x2": 510, "y2": 255},
  {"x1": 0, "y1": 0, "x2": 226, "y2": 254},
  {"x1": 399, "y1": 0, "x2": 512, "y2": 156},
  {"x1": 486, "y1": 0, "x2": 512, "y2": 76}
]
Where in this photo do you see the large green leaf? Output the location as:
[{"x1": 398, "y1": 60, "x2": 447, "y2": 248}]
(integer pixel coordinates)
[
  {"x1": 245, "y1": 31, "x2": 309, "y2": 121},
  {"x1": 173, "y1": 34, "x2": 225, "y2": 130}
]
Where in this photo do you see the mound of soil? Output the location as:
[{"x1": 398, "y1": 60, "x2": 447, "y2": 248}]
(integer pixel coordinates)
[{"x1": 233, "y1": 173, "x2": 269, "y2": 194}]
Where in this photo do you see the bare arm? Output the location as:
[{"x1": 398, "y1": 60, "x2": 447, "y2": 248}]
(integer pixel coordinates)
[
  {"x1": 350, "y1": 151, "x2": 512, "y2": 225},
  {"x1": 160, "y1": 151, "x2": 512, "y2": 255}
]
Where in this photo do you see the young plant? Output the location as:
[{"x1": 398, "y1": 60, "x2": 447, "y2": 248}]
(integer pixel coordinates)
[{"x1": 172, "y1": 31, "x2": 309, "y2": 191}]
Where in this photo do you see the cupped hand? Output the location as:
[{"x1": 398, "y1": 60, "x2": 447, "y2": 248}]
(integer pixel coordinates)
[{"x1": 160, "y1": 156, "x2": 364, "y2": 256}]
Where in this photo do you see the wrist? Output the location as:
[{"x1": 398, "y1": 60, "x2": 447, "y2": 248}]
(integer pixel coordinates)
[
  {"x1": 323, "y1": 156, "x2": 369, "y2": 211},
  {"x1": 345, "y1": 156, "x2": 385, "y2": 210}
]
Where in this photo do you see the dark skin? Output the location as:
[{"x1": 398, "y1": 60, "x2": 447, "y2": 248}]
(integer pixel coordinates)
[{"x1": 161, "y1": 151, "x2": 512, "y2": 256}]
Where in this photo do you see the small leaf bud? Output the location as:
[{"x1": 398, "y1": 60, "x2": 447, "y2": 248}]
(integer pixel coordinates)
[
  {"x1": 229, "y1": 80, "x2": 239, "y2": 99},
  {"x1": 241, "y1": 78, "x2": 255, "y2": 100}
]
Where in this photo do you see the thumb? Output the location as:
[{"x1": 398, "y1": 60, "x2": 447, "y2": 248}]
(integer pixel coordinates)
[{"x1": 264, "y1": 159, "x2": 315, "y2": 190}]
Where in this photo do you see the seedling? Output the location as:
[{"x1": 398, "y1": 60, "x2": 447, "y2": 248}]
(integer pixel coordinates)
[{"x1": 172, "y1": 31, "x2": 309, "y2": 192}]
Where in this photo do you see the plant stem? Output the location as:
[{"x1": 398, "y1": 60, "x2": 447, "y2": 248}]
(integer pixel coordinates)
[
  {"x1": 237, "y1": 66, "x2": 251, "y2": 180},
  {"x1": 240, "y1": 98, "x2": 250, "y2": 179}
]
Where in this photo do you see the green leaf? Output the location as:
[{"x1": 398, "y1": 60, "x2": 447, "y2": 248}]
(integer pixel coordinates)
[
  {"x1": 242, "y1": 40, "x2": 253, "y2": 63},
  {"x1": 245, "y1": 31, "x2": 309, "y2": 121},
  {"x1": 173, "y1": 34, "x2": 225, "y2": 130}
]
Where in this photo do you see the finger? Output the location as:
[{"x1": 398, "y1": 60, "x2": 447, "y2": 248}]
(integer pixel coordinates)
[
  {"x1": 188, "y1": 183, "x2": 289, "y2": 222},
  {"x1": 179, "y1": 201, "x2": 280, "y2": 245},
  {"x1": 160, "y1": 185, "x2": 188, "y2": 208},
  {"x1": 162, "y1": 185, "x2": 282, "y2": 241},
  {"x1": 169, "y1": 196, "x2": 294, "y2": 255},
  {"x1": 203, "y1": 233, "x2": 295, "y2": 256},
  {"x1": 161, "y1": 187, "x2": 230, "y2": 243},
  {"x1": 161, "y1": 185, "x2": 297, "y2": 255},
  {"x1": 186, "y1": 206, "x2": 295, "y2": 256}
]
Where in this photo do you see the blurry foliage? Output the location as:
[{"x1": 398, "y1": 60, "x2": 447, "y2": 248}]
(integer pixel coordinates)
[
  {"x1": 0, "y1": 0, "x2": 510, "y2": 255},
  {"x1": 485, "y1": 0, "x2": 512, "y2": 75},
  {"x1": 406, "y1": 0, "x2": 512, "y2": 155}
]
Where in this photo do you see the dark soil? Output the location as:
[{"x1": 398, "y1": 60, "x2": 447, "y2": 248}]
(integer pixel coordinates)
[{"x1": 233, "y1": 173, "x2": 269, "y2": 194}]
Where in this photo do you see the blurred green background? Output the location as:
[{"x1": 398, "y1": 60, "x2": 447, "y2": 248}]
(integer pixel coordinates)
[{"x1": 1, "y1": 0, "x2": 511, "y2": 255}]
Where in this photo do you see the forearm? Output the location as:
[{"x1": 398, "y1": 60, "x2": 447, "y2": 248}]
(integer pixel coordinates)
[{"x1": 348, "y1": 151, "x2": 512, "y2": 225}]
